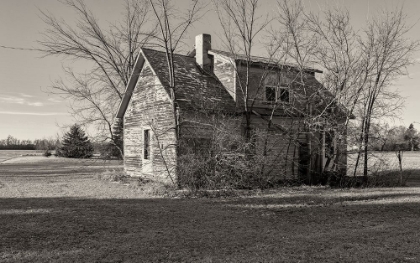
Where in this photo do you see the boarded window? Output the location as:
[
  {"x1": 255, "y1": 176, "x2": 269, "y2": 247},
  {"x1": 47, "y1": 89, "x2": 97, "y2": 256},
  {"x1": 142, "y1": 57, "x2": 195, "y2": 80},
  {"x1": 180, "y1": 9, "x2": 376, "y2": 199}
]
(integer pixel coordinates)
[{"x1": 144, "y1": 129, "x2": 150, "y2": 159}]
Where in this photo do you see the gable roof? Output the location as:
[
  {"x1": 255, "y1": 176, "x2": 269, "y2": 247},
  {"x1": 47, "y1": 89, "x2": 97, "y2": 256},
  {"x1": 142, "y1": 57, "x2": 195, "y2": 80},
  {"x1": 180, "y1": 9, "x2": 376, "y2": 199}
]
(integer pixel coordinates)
[
  {"x1": 116, "y1": 48, "x2": 235, "y2": 118},
  {"x1": 188, "y1": 49, "x2": 323, "y2": 74}
]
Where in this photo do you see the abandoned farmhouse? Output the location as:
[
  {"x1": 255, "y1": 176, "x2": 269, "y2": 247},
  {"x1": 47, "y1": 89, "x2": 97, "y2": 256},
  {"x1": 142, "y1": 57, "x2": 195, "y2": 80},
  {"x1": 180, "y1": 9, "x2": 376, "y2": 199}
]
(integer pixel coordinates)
[{"x1": 116, "y1": 34, "x2": 347, "y2": 186}]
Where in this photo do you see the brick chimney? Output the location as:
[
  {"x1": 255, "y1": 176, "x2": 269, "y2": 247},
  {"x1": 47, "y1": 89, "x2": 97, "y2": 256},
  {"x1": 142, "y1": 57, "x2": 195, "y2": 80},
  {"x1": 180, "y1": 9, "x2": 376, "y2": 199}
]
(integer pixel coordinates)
[{"x1": 195, "y1": 34, "x2": 213, "y2": 72}]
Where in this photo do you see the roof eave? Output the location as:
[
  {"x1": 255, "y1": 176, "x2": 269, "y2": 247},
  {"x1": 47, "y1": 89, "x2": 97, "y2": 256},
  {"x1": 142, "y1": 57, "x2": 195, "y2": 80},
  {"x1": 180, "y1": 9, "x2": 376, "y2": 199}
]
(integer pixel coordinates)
[
  {"x1": 208, "y1": 50, "x2": 323, "y2": 74},
  {"x1": 115, "y1": 51, "x2": 146, "y2": 118}
]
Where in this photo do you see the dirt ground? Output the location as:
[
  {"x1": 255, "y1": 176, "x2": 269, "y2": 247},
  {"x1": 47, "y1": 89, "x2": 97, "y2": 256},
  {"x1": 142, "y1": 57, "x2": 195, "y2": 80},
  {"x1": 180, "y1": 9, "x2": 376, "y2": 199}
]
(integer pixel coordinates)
[{"x1": 1, "y1": 156, "x2": 420, "y2": 262}]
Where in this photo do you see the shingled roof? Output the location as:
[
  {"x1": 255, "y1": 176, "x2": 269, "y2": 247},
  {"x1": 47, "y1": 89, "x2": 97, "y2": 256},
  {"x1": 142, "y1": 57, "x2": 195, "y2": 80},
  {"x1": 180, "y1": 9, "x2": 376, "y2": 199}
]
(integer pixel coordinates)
[
  {"x1": 116, "y1": 48, "x2": 235, "y2": 118},
  {"x1": 187, "y1": 49, "x2": 323, "y2": 74}
]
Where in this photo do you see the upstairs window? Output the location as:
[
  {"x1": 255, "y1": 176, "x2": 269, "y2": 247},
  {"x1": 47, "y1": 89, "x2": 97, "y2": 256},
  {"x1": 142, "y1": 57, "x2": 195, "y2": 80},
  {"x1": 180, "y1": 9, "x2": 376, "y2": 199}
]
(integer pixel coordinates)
[
  {"x1": 265, "y1": 86, "x2": 276, "y2": 102},
  {"x1": 265, "y1": 86, "x2": 290, "y2": 103},
  {"x1": 279, "y1": 88, "x2": 290, "y2": 103},
  {"x1": 144, "y1": 129, "x2": 150, "y2": 159}
]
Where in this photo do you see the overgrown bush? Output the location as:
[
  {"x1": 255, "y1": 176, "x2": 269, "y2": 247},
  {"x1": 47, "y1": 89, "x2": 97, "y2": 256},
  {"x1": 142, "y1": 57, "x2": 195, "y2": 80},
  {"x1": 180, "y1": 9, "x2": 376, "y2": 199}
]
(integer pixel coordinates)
[
  {"x1": 177, "y1": 121, "x2": 300, "y2": 191},
  {"x1": 98, "y1": 169, "x2": 129, "y2": 182},
  {"x1": 98, "y1": 170, "x2": 177, "y2": 196}
]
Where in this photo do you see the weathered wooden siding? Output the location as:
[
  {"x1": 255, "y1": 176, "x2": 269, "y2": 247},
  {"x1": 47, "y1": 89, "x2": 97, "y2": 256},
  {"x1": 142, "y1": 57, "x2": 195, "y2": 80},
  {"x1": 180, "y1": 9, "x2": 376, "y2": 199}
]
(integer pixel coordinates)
[
  {"x1": 124, "y1": 62, "x2": 176, "y2": 183},
  {"x1": 234, "y1": 65, "x2": 323, "y2": 111},
  {"x1": 213, "y1": 57, "x2": 328, "y2": 180},
  {"x1": 213, "y1": 54, "x2": 236, "y2": 103},
  {"x1": 249, "y1": 116, "x2": 306, "y2": 180}
]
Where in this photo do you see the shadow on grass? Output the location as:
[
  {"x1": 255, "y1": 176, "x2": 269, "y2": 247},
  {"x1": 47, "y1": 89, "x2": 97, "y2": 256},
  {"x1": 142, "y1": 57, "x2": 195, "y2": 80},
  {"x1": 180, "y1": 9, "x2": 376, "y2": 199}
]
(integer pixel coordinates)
[
  {"x1": 1, "y1": 196, "x2": 420, "y2": 262},
  {"x1": 222, "y1": 192, "x2": 420, "y2": 208},
  {"x1": 402, "y1": 169, "x2": 420, "y2": 186}
]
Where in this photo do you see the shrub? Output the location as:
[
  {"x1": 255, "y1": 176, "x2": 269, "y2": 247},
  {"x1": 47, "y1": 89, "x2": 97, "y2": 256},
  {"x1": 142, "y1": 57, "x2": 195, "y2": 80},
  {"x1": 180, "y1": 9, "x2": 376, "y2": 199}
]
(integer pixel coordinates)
[
  {"x1": 43, "y1": 149, "x2": 52, "y2": 157},
  {"x1": 178, "y1": 151, "x2": 289, "y2": 191},
  {"x1": 98, "y1": 169, "x2": 129, "y2": 182}
]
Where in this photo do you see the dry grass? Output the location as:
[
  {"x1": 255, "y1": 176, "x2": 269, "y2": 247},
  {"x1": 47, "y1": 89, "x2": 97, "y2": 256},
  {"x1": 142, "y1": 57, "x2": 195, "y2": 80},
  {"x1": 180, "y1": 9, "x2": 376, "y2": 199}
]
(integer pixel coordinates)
[
  {"x1": 1, "y1": 156, "x2": 420, "y2": 262},
  {"x1": 0, "y1": 150, "x2": 43, "y2": 163},
  {"x1": 347, "y1": 151, "x2": 420, "y2": 186}
]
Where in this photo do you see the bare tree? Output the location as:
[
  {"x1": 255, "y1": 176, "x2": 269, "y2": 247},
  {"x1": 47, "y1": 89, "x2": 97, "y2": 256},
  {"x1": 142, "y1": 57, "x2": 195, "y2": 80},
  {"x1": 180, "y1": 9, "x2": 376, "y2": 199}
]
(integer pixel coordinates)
[
  {"x1": 213, "y1": 0, "x2": 272, "y2": 141},
  {"x1": 146, "y1": 0, "x2": 204, "y2": 183},
  {"x1": 276, "y1": 1, "x2": 418, "y2": 183},
  {"x1": 302, "y1": 5, "x2": 365, "y2": 178},
  {"x1": 355, "y1": 6, "x2": 418, "y2": 180},
  {"x1": 39, "y1": 0, "x2": 155, "y2": 156}
]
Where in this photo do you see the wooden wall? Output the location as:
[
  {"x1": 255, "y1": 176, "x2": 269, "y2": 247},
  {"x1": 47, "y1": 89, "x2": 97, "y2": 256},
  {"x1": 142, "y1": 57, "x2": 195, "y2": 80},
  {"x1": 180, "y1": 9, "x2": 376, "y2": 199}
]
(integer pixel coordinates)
[{"x1": 124, "y1": 62, "x2": 177, "y2": 184}]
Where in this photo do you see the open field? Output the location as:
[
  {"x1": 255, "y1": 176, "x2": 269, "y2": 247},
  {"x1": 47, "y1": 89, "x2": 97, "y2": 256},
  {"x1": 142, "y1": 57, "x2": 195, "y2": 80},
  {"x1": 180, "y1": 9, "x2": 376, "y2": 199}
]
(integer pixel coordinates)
[
  {"x1": 1, "y1": 156, "x2": 420, "y2": 262},
  {"x1": 348, "y1": 151, "x2": 420, "y2": 172},
  {"x1": 0, "y1": 150, "x2": 43, "y2": 163},
  {"x1": 348, "y1": 151, "x2": 420, "y2": 186}
]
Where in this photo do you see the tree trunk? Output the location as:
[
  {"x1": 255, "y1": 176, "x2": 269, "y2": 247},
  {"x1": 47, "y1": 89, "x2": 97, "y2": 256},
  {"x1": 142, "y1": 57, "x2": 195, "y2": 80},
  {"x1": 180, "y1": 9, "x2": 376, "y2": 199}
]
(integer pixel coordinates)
[{"x1": 397, "y1": 150, "x2": 403, "y2": 185}]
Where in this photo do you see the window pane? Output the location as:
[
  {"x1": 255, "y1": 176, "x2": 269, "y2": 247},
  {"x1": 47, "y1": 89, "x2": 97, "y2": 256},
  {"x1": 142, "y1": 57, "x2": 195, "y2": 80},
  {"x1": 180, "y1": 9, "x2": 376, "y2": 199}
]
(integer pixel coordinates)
[
  {"x1": 144, "y1": 129, "x2": 150, "y2": 159},
  {"x1": 266, "y1": 87, "x2": 276, "y2": 102},
  {"x1": 279, "y1": 88, "x2": 289, "y2": 102}
]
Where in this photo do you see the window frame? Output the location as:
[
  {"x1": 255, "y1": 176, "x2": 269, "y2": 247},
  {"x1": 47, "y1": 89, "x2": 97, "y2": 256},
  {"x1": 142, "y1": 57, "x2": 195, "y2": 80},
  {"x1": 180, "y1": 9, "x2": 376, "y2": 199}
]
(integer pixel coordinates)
[
  {"x1": 265, "y1": 86, "x2": 277, "y2": 102},
  {"x1": 264, "y1": 85, "x2": 290, "y2": 103},
  {"x1": 143, "y1": 129, "x2": 151, "y2": 160}
]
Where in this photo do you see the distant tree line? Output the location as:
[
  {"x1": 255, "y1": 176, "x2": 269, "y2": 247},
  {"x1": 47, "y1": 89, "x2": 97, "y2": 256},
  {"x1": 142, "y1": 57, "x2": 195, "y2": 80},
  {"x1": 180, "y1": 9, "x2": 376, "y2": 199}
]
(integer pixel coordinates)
[
  {"x1": 0, "y1": 135, "x2": 59, "y2": 150},
  {"x1": 0, "y1": 124, "x2": 122, "y2": 160},
  {"x1": 349, "y1": 123, "x2": 419, "y2": 152}
]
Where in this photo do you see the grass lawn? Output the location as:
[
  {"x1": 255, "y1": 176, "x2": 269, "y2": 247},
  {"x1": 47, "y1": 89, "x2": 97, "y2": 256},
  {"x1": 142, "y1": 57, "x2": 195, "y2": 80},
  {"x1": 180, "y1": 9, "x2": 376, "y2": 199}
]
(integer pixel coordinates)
[
  {"x1": 1, "y1": 156, "x2": 420, "y2": 262},
  {"x1": 0, "y1": 150, "x2": 44, "y2": 163}
]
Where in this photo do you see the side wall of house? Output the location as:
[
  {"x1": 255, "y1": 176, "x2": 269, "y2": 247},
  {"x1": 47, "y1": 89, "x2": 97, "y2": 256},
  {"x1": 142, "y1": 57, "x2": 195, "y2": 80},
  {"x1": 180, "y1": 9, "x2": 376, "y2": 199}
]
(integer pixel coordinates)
[
  {"x1": 234, "y1": 65, "x2": 346, "y2": 182},
  {"x1": 124, "y1": 62, "x2": 176, "y2": 184},
  {"x1": 250, "y1": 116, "x2": 309, "y2": 181},
  {"x1": 213, "y1": 54, "x2": 236, "y2": 103}
]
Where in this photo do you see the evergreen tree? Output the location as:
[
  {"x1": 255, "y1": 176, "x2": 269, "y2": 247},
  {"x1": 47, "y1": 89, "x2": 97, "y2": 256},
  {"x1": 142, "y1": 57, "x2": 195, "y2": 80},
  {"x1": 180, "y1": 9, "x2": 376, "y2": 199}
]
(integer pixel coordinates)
[
  {"x1": 111, "y1": 119, "x2": 124, "y2": 159},
  {"x1": 404, "y1": 123, "x2": 419, "y2": 151},
  {"x1": 59, "y1": 124, "x2": 94, "y2": 158}
]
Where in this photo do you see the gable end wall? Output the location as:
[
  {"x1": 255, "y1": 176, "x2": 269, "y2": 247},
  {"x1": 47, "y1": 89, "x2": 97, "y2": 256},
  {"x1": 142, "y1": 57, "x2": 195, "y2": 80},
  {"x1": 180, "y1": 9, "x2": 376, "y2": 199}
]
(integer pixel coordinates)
[{"x1": 124, "y1": 62, "x2": 176, "y2": 183}]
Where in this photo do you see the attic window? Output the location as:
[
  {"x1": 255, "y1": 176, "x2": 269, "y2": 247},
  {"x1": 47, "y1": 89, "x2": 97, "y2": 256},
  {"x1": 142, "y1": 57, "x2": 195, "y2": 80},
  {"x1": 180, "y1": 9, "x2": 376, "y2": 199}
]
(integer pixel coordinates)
[{"x1": 265, "y1": 86, "x2": 290, "y2": 103}]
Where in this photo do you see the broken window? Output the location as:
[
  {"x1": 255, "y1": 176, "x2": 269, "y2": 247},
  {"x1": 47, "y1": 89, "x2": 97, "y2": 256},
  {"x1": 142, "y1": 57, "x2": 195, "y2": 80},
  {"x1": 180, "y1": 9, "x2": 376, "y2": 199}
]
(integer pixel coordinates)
[
  {"x1": 144, "y1": 129, "x2": 150, "y2": 159},
  {"x1": 265, "y1": 86, "x2": 276, "y2": 102},
  {"x1": 278, "y1": 88, "x2": 290, "y2": 103},
  {"x1": 265, "y1": 86, "x2": 289, "y2": 103}
]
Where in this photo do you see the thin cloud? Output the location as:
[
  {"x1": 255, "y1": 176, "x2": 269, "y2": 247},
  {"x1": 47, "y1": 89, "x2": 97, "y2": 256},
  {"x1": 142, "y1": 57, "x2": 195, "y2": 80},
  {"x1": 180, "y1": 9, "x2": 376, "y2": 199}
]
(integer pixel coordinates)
[
  {"x1": 0, "y1": 111, "x2": 69, "y2": 116},
  {"x1": 47, "y1": 97, "x2": 62, "y2": 103},
  {"x1": 28, "y1": 102, "x2": 44, "y2": 107},
  {"x1": 19, "y1": 93, "x2": 33, "y2": 98},
  {"x1": 0, "y1": 95, "x2": 44, "y2": 107},
  {"x1": 0, "y1": 96, "x2": 25, "y2": 104}
]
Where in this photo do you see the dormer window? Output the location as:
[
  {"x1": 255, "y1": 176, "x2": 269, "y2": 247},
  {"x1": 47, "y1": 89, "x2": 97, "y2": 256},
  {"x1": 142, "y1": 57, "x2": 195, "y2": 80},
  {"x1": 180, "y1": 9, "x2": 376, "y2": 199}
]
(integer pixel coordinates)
[
  {"x1": 279, "y1": 87, "x2": 290, "y2": 102},
  {"x1": 265, "y1": 86, "x2": 276, "y2": 102},
  {"x1": 265, "y1": 86, "x2": 290, "y2": 103}
]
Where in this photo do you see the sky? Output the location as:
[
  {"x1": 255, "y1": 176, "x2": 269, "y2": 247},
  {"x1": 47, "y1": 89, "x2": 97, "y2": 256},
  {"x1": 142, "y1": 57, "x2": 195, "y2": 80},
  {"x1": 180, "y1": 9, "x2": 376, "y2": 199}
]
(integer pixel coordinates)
[{"x1": 0, "y1": 0, "x2": 420, "y2": 141}]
